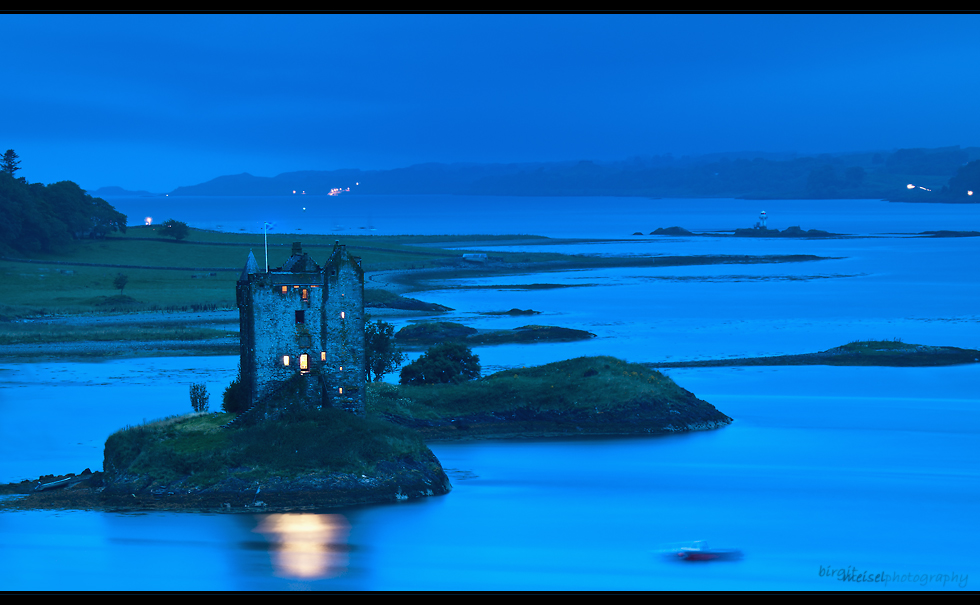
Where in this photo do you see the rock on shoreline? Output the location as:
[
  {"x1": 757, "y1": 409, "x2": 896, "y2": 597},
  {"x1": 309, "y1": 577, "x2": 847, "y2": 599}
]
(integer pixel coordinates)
[{"x1": 1, "y1": 454, "x2": 452, "y2": 513}]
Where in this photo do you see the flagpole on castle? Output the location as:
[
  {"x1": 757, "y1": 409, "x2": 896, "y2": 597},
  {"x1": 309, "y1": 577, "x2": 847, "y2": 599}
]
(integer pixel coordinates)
[{"x1": 263, "y1": 222, "x2": 271, "y2": 273}]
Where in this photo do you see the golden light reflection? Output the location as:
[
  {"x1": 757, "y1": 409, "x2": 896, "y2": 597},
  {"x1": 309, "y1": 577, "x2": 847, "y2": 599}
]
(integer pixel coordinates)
[
  {"x1": 254, "y1": 513, "x2": 351, "y2": 579},
  {"x1": 144, "y1": 217, "x2": 152, "y2": 226}
]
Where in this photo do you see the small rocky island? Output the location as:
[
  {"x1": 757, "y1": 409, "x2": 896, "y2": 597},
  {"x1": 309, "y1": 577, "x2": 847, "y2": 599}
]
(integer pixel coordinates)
[
  {"x1": 394, "y1": 321, "x2": 596, "y2": 347},
  {"x1": 648, "y1": 340, "x2": 980, "y2": 368},
  {"x1": 647, "y1": 225, "x2": 841, "y2": 238},
  {"x1": 370, "y1": 356, "x2": 731, "y2": 441}
]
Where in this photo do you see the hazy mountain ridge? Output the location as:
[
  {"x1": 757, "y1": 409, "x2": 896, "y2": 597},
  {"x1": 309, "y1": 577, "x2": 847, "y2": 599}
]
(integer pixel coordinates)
[{"x1": 108, "y1": 146, "x2": 980, "y2": 201}]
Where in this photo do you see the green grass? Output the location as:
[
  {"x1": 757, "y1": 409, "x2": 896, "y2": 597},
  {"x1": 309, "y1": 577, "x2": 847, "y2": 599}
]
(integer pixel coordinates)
[
  {"x1": 104, "y1": 401, "x2": 432, "y2": 487},
  {"x1": 368, "y1": 356, "x2": 695, "y2": 418},
  {"x1": 841, "y1": 339, "x2": 908, "y2": 352},
  {"x1": 0, "y1": 227, "x2": 558, "y2": 317},
  {"x1": 0, "y1": 323, "x2": 232, "y2": 346}
]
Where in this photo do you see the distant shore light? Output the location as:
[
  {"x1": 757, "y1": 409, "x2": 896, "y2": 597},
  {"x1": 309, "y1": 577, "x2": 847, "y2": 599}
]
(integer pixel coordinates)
[
  {"x1": 907, "y1": 184, "x2": 915, "y2": 189},
  {"x1": 145, "y1": 217, "x2": 152, "y2": 226}
]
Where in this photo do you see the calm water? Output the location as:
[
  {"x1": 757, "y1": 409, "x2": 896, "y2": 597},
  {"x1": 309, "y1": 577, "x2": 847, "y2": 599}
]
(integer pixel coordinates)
[{"x1": 1, "y1": 196, "x2": 978, "y2": 590}]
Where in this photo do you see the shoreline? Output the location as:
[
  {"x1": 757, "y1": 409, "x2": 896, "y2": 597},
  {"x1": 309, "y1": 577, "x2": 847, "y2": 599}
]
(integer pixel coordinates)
[{"x1": 0, "y1": 459, "x2": 454, "y2": 514}]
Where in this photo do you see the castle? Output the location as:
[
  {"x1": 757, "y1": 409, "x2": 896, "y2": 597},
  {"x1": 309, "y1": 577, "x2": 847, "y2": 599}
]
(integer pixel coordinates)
[{"x1": 236, "y1": 241, "x2": 366, "y2": 419}]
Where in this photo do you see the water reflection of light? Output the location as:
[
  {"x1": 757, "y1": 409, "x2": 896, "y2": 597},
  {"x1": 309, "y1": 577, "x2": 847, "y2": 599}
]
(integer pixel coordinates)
[{"x1": 253, "y1": 513, "x2": 351, "y2": 579}]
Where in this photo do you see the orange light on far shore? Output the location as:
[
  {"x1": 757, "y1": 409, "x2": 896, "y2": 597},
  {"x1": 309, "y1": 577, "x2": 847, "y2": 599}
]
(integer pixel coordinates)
[
  {"x1": 145, "y1": 217, "x2": 152, "y2": 226},
  {"x1": 907, "y1": 184, "x2": 915, "y2": 189},
  {"x1": 969, "y1": 191, "x2": 974, "y2": 196}
]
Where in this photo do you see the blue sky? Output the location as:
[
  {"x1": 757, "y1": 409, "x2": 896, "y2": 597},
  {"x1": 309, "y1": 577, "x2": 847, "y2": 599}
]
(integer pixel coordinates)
[{"x1": 3, "y1": 13, "x2": 979, "y2": 192}]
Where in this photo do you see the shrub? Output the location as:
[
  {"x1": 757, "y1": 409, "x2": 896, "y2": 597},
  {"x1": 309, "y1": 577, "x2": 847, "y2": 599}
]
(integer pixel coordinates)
[
  {"x1": 161, "y1": 218, "x2": 190, "y2": 241},
  {"x1": 399, "y1": 342, "x2": 480, "y2": 386},
  {"x1": 189, "y1": 382, "x2": 209, "y2": 413},
  {"x1": 222, "y1": 369, "x2": 249, "y2": 414}
]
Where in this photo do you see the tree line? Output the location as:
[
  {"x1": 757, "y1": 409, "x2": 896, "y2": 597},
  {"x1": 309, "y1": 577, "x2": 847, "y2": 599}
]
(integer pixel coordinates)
[{"x1": 0, "y1": 149, "x2": 127, "y2": 254}]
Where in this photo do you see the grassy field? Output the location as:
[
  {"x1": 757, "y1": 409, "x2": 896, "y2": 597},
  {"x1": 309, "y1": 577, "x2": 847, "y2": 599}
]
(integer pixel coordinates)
[
  {"x1": 1, "y1": 226, "x2": 829, "y2": 319},
  {"x1": 0, "y1": 323, "x2": 231, "y2": 346},
  {"x1": 0, "y1": 227, "x2": 563, "y2": 318}
]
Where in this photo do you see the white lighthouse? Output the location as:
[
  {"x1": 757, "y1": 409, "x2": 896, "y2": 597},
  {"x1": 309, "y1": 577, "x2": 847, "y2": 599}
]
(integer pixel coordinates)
[{"x1": 759, "y1": 210, "x2": 768, "y2": 229}]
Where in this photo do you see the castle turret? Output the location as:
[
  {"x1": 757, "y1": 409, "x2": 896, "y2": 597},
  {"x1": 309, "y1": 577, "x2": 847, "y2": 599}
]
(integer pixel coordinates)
[{"x1": 236, "y1": 241, "x2": 365, "y2": 420}]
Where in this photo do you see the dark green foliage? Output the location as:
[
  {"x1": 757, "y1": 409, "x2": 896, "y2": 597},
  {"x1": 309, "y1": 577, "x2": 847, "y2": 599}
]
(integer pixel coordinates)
[
  {"x1": 399, "y1": 342, "x2": 480, "y2": 385},
  {"x1": 366, "y1": 320, "x2": 405, "y2": 382},
  {"x1": 222, "y1": 367, "x2": 249, "y2": 414},
  {"x1": 161, "y1": 219, "x2": 190, "y2": 241},
  {"x1": 2, "y1": 149, "x2": 21, "y2": 176},
  {"x1": 0, "y1": 171, "x2": 126, "y2": 254},
  {"x1": 113, "y1": 274, "x2": 128, "y2": 294},
  {"x1": 189, "y1": 383, "x2": 209, "y2": 413}
]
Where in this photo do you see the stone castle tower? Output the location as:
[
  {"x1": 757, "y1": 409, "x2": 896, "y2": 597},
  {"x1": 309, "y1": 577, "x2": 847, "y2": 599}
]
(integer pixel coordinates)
[{"x1": 236, "y1": 241, "x2": 366, "y2": 418}]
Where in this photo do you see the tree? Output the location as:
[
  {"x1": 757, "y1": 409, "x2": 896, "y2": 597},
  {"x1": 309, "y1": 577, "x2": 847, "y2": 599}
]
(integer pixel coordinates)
[
  {"x1": 399, "y1": 342, "x2": 480, "y2": 386},
  {"x1": 366, "y1": 320, "x2": 406, "y2": 382},
  {"x1": 190, "y1": 382, "x2": 209, "y2": 413},
  {"x1": 161, "y1": 218, "x2": 190, "y2": 241},
  {"x1": 113, "y1": 273, "x2": 128, "y2": 294},
  {"x1": 2, "y1": 149, "x2": 20, "y2": 177}
]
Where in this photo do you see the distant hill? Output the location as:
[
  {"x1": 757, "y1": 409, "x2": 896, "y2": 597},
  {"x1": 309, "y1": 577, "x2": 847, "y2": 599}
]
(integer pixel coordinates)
[
  {"x1": 88, "y1": 186, "x2": 159, "y2": 197},
  {"x1": 166, "y1": 163, "x2": 558, "y2": 197},
  {"x1": 163, "y1": 146, "x2": 980, "y2": 201}
]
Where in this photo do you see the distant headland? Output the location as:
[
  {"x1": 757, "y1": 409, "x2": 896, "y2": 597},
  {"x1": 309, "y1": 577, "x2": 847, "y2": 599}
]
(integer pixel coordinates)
[{"x1": 93, "y1": 145, "x2": 980, "y2": 203}]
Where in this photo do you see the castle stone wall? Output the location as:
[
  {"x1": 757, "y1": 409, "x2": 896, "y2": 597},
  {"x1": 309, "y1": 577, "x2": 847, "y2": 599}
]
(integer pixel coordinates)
[{"x1": 236, "y1": 242, "x2": 365, "y2": 419}]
